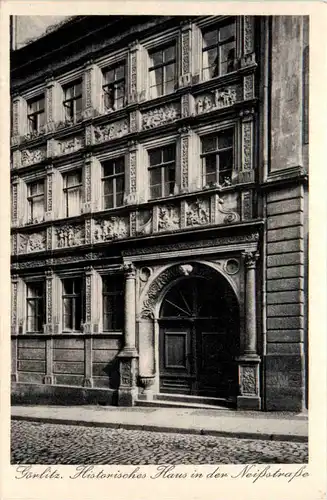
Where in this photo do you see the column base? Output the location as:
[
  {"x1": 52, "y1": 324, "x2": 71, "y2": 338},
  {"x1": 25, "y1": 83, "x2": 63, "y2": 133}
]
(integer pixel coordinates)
[
  {"x1": 43, "y1": 375, "x2": 54, "y2": 385},
  {"x1": 237, "y1": 395, "x2": 261, "y2": 410},
  {"x1": 118, "y1": 387, "x2": 138, "y2": 407}
]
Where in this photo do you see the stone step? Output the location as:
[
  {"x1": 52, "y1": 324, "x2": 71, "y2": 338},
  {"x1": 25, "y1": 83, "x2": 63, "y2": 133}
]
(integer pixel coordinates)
[
  {"x1": 154, "y1": 392, "x2": 234, "y2": 408},
  {"x1": 135, "y1": 399, "x2": 233, "y2": 411}
]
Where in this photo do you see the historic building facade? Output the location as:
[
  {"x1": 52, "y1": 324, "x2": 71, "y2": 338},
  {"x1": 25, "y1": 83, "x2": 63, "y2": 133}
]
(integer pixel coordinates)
[{"x1": 10, "y1": 15, "x2": 309, "y2": 411}]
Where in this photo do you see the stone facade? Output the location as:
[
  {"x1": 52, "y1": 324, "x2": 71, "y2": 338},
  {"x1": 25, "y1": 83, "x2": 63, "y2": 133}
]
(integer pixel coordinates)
[{"x1": 10, "y1": 15, "x2": 308, "y2": 411}]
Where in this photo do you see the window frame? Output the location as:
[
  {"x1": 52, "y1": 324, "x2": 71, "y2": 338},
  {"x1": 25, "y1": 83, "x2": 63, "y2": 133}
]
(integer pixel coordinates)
[
  {"x1": 63, "y1": 170, "x2": 82, "y2": 218},
  {"x1": 102, "y1": 276, "x2": 124, "y2": 332},
  {"x1": 148, "y1": 143, "x2": 176, "y2": 200},
  {"x1": 148, "y1": 42, "x2": 177, "y2": 98},
  {"x1": 27, "y1": 179, "x2": 45, "y2": 223},
  {"x1": 200, "y1": 129, "x2": 234, "y2": 187},
  {"x1": 62, "y1": 80, "x2": 83, "y2": 123},
  {"x1": 61, "y1": 277, "x2": 84, "y2": 333},
  {"x1": 101, "y1": 157, "x2": 125, "y2": 210},
  {"x1": 201, "y1": 19, "x2": 236, "y2": 80},
  {"x1": 102, "y1": 62, "x2": 126, "y2": 112},
  {"x1": 27, "y1": 95, "x2": 45, "y2": 133},
  {"x1": 26, "y1": 280, "x2": 45, "y2": 333}
]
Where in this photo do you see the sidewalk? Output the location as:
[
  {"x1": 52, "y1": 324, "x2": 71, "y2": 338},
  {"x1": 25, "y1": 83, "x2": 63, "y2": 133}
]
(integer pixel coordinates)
[{"x1": 11, "y1": 405, "x2": 308, "y2": 442}]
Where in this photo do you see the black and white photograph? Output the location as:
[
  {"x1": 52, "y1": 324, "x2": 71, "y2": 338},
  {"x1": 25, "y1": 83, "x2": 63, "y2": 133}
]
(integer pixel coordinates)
[{"x1": 4, "y1": 8, "x2": 316, "y2": 475}]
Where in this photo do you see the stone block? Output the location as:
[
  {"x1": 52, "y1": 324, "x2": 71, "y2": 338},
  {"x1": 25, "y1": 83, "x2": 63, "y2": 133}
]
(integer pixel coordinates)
[
  {"x1": 267, "y1": 252, "x2": 304, "y2": 267},
  {"x1": 267, "y1": 303, "x2": 303, "y2": 317},
  {"x1": 267, "y1": 198, "x2": 302, "y2": 216},
  {"x1": 92, "y1": 362, "x2": 109, "y2": 377},
  {"x1": 267, "y1": 239, "x2": 303, "y2": 255},
  {"x1": 266, "y1": 329, "x2": 304, "y2": 342},
  {"x1": 53, "y1": 361, "x2": 84, "y2": 375},
  {"x1": 54, "y1": 375, "x2": 85, "y2": 386},
  {"x1": 18, "y1": 338, "x2": 46, "y2": 349},
  {"x1": 266, "y1": 343, "x2": 303, "y2": 355},
  {"x1": 18, "y1": 347, "x2": 46, "y2": 360},
  {"x1": 267, "y1": 186, "x2": 303, "y2": 202},
  {"x1": 267, "y1": 226, "x2": 303, "y2": 242},
  {"x1": 267, "y1": 212, "x2": 302, "y2": 230},
  {"x1": 93, "y1": 349, "x2": 118, "y2": 363},
  {"x1": 267, "y1": 265, "x2": 304, "y2": 280},
  {"x1": 237, "y1": 396, "x2": 261, "y2": 410},
  {"x1": 267, "y1": 316, "x2": 304, "y2": 329},
  {"x1": 266, "y1": 277, "x2": 304, "y2": 291},
  {"x1": 267, "y1": 290, "x2": 303, "y2": 304},
  {"x1": 92, "y1": 376, "x2": 110, "y2": 389},
  {"x1": 17, "y1": 360, "x2": 46, "y2": 373},
  {"x1": 53, "y1": 338, "x2": 84, "y2": 349},
  {"x1": 93, "y1": 337, "x2": 122, "y2": 350},
  {"x1": 16, "y1": 371, "x2": 45, "y2": 384},
  {"x1": 53, "y1": 348, "x2": 85, "y2": 362}
]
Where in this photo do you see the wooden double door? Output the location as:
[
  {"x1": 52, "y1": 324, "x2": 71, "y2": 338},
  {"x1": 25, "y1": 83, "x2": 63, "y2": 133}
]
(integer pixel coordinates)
[{"x1": 159, "y1": 277, "x2": 239, "y2": 399}]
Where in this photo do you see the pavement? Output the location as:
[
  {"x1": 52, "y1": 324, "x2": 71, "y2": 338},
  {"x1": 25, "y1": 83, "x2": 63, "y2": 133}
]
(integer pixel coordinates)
[{"x1": 11, "y1": 405, "x2": 308, "y2": 443}]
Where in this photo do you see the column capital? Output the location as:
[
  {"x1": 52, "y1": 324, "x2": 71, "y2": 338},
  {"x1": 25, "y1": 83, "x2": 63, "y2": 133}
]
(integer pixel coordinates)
[
  {"x1": 45, "y1": 269, "x2": 53, "y2": 279},
  {"x1": 243, "y1": 251, "x2": 259, "y2": 269},
  {"x1": 122, "y1": 261, "x2": 136, "y2": 278}
]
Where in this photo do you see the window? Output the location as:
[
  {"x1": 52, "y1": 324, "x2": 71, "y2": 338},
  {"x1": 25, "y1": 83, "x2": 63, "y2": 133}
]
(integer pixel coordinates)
[
  {"x1": 102, "y1": 158, "x2": 125, "y2": 209},
  {"x1": 202, "y1": 21, "x2": 236, "y2": 79},
  {"x1": 62, "y1": 278, "x2": 83, "y2": 332},
  {"x1": 63, "y1": 171, "x2": 82, "y2": 217},
  {"x1": 102, "y1": 63, "x2": 126, "y2": 111},
  {"x1": 27, "y1": 180, "x2": 45, "y2": 223},
  {"x1": 201, "y1": 130, "x2": 234, "y2": 187},
  {"x1": 27, "y1": 95, "x2": 45, "y2": 133},
  {"x1": 149, "y1": 44, "x2": 176, "y2": 98},
  {"x1": 63, "y1": 80, "x2": 82, "y2": 122},
  {"x1": 26, "y1": 281, "x2": 45, "y2": 332},
  {"x1": 102, "y1": 276, "x2": 124, "y2": 331},
  {"x1": 148, "y1": 144, "x2": 176, "y2": 199}
]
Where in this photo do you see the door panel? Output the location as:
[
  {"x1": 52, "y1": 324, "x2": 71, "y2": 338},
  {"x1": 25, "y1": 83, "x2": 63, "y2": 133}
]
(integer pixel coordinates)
[{"x1": 159, "y1": 325, "x2": 194, "y2": 394}]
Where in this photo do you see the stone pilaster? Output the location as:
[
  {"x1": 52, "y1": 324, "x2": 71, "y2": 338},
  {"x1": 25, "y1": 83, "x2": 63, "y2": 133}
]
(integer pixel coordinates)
[
  {"x1": 125, "y1": 141, "x2": 138, "y2": 205},
  {"x1": 138, "y1": 317, "x2": 156, "y2": 400},
  {"x1": 82, "y1": 62, "x2": 103, "y2": 118},
  {"x1": 240, "y1": 16, "x2": 256, "y2": 67},
  {"x1": 179, "y1": 20, "x2": 192, "y2": 87},
  {"x1": 239, "y1": 108, "x2": 255, "y2": 184},
  {"x1": 45, "y1": 165, "x2": 54, "y2": 221},
  {"x1": 11, "y1": 96, "x2": 27, "y2": 143},
  {"x1": 82, "y1": 153, "x2": 102, "y2": 213},
  {"x1": 11, "y1": 275, "x2": 19, "y2": 336},
  {"x1": 236, "y1": 251, "x2": 261, "y2": 410},
  {"x1": 11, "y1": 176, "x2": 19, "y2": 228},
  {"x1": 82, "y1": 266, "x2": 100, "y2": 335},
  {"x1": 45, "y1": 78, "x2": 64, "y2": 128},
  {"x1": 118, "y1": 261, "x2": 139, "y2": 406},
  {"x1": 178, "y1": 126, "x2": 192, "y2": 194},
  {"x1": 44, "y1": 269, "x2": 54, "y2": 334}
]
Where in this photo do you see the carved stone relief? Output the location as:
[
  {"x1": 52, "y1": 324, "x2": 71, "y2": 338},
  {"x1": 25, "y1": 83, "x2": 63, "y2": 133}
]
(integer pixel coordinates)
[
  {"x1": 158, "y1": 205, "x2": 180, "y2": 232},
  {"x1": 241, "y1": 365, "x2": 257, "y2": 395},
  {"x1": 195, "y1": 86, "x2": 240, "y2": 115},
  {"x1": 216, "y1": 194, "x2": 240, "y2": 224},
  {"x1": 142, "y1": 104, "x2": 180, "y2": 130},
  {"x1": 21, "y1": 147, "x2": 47, "y2": 167},
  {"x1": 93, "y1": 217, "x2": 128, "y2": 242},
  {"x1": 94, "y1": 119, "x2": 129, "y2": 144},
  {"x1": 186, "y1": 199, "x2": 210, "y2": 227},
  {"x1": 56, "y1": 224, "x2": 85, "y2": 248},
  {"x1": 56, "y1": 136, "x2": 84, "y2": 156},
  {"x1": 18, "y1": 231, "x2": 46, "y2": 254},
  {"x1": 242, "y1": 121, "x2": 253, "y2": 170}
]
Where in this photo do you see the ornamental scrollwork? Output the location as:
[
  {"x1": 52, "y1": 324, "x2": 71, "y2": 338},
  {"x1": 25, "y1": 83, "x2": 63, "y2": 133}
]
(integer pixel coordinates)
[
  {"x1": 18, "y1": 232, "x2": 46, "y2": 254},
  {"x1": 57, "y1": 136, "x2": 84, "y2": 156},
  {"x1": 21, "y1": 147, "x2": 47, "y2": 167},
  {"x1": 241, "y1": 366, "x2": 257, "y2": 395}
]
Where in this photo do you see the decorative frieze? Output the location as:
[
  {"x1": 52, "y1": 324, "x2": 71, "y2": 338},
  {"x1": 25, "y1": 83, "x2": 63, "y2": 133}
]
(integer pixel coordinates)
[
  {"x1": 243, "y1": 74, "x2": 255, "y2": 100},
  {"x1": 195, "y1": 85, "x2": 240, "y2": 115},
  {"x1": 93, "y1": 217, "x2": 129, "y2": 242},
  {"x1": 21, "y1": 146, "x2": 47, "y2": 167},
  {"x1": 55, "y1": 224, "x2": 85, "y2": 248},
  {"x1": 186, "y1": 198, "x2": 210, "y2": 227},
  {"x1": 158, "y1": 205, "x2": 180, "y2": 232},
  {"x1": 241, "y1": 191, "x2": 253, "y2": 220},
  {"x1": 142, "y1": 103, "x2": 180, "y2": 130},
  {"x1": 93, "y1": 119, "x2": 129, "y2": 144},
  {"x1": 55, "y1": 135, "x2": 84, "y2": 156},
  {"x1": 18, "y1": 231, "x2": 46, "y2": 254}
]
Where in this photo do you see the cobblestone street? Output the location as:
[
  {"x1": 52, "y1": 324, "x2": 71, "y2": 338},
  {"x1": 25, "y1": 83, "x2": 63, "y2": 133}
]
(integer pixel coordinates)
[{"x1": 11, "y1": 420, "x2": 308, "y2": 465}]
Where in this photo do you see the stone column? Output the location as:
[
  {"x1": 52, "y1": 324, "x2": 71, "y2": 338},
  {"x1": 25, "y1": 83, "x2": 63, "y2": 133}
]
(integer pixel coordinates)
[
  {"x1": 236, "y1": 251, "x2": 261, "y2": 410},
  {"x1": 118, "y1": 261, "x2": 139, "y2": 406},
  {"x1": 44, "y1": 270, "x2": 54, "y2": 384}
]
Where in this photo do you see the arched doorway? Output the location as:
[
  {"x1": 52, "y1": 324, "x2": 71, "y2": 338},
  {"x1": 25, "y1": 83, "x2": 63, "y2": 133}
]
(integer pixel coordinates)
[{"x1": 158, "y1": 274, "x2": 239, "y2": 400}]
